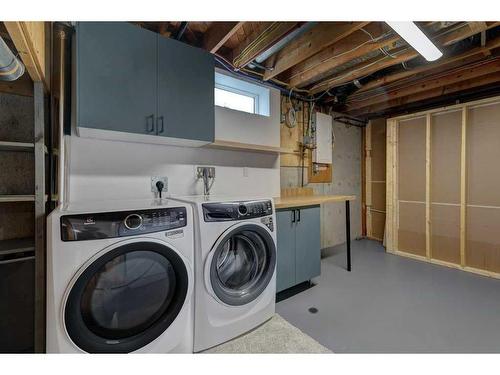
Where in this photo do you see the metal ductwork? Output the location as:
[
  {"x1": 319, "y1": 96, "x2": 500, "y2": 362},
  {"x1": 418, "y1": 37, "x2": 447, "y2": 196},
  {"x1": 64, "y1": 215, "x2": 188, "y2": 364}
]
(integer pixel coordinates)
[
  {"x1": 253, "y1": 22, "x2": 317, "y2": 64},
  {"x1": 0, "y1": 36, "x2": 25, "y2": 81}
]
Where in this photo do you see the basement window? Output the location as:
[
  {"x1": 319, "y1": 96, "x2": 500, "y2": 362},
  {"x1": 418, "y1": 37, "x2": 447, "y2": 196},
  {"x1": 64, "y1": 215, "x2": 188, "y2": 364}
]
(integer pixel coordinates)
[{"x1": 215, "y1": 72, "x2": 270, "y2": 116}]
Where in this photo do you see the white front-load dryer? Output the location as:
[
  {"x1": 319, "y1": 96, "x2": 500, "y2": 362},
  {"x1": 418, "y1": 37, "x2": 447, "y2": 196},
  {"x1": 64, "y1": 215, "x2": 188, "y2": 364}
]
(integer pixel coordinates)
[
  {"x1": 46, "y1": 199, "x2": 194, "y2": 353},
  {"x1": 175, "y1": 196, "x2": 277, "y2": 352}
]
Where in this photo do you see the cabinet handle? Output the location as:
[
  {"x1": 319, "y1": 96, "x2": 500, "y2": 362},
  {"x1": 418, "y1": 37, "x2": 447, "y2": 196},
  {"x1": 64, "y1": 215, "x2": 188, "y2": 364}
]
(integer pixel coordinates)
[
  {"x1": 291, "y1": 209, "x2": 296, "y2": 223},
  {"x1": 297, "y1": 209, "x2": 301, "y2": 222},
  {"x1": 146, "y1": 114, "x2": 155, "y2": 133},
  {"x1": 158, "y1": 116, "x2": 165, "y2": 134}
]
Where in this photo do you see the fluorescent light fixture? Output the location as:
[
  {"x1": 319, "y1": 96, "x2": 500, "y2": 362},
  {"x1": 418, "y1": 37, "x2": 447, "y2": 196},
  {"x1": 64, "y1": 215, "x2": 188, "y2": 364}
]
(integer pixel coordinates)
[{"x1": 386, "y1": 21, "x2": 443, "y2": 61}]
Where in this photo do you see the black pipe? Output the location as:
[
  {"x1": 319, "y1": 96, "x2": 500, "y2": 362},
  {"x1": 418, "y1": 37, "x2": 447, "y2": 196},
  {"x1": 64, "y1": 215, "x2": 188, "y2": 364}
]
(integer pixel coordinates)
[
  {"x1": 345, "y1": 200, "x2": 351, "y2": 272},
  {"x1": 175, "y1": 22, "x2": 188, "y2": 40}
]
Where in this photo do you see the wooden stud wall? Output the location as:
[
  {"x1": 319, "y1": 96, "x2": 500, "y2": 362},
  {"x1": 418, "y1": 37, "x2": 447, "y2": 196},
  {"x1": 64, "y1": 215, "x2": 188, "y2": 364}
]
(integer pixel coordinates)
[
  {"x1": 279, "y1": 94, "x2": 332, "y2": 183},
  {"x1": 386, "y1": 95, "x2": 500, "y2": 280},
  {"x1": 365, "y1": 118, "x2": 386, "y2": 241}
]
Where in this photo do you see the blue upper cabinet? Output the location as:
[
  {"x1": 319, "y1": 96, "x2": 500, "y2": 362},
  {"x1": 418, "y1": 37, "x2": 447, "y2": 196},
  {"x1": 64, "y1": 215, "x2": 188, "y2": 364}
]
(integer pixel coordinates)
[
  {"x1": 76, "y1": 22, "x2": 158, "y2": 136},
  {"x1": 157, "y1": 36, "x2": 214, "y2": 143},
  {"x1": 75, "y1": 22, "x2": 215, "y2": 145}
]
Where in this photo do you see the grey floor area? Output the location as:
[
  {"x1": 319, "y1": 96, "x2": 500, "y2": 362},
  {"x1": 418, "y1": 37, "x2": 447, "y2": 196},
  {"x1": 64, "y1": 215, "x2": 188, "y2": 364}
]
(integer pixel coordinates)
[{"x1": 276, "y1": 239, "x2": 500, "y2": 353}]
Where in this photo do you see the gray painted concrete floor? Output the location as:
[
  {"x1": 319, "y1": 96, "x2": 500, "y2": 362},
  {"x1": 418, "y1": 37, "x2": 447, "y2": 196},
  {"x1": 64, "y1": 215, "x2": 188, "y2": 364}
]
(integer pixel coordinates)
[{"x1": 276, "y1": 239, "x2": 500, "y2": 353}]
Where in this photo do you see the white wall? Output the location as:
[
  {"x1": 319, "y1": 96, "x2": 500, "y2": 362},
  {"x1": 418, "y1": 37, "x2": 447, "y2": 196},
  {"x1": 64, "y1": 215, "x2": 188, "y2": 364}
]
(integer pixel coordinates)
[
  {"x1": 68, "y1": 86, "x2": 281, "y2": 202},
  {"x1": 215, "y1": 87, "x2": 280, "y2": 147}
]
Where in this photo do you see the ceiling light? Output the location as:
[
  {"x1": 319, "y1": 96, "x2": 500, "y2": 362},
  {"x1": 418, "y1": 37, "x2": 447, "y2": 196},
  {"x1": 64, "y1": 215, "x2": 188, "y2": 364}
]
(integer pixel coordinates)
[{"x1": 386, "y1": 21, "x2": 443, "y2": 61}]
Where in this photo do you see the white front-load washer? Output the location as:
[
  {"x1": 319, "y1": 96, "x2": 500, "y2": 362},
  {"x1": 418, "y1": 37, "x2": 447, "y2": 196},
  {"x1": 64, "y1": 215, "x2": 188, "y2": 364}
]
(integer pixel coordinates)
[
  {"x1": 46, "y1": 199, "x2": 194, "y2": 353},
  {"x1": 175, "y1": 195, "x2": 277, "y2": 352}
]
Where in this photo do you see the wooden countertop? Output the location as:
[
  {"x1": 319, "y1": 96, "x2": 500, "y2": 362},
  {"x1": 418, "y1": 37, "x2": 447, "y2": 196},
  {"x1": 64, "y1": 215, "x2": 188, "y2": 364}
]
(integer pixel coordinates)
[{"x1": 273, "y1": 194, "x2": 356, "y2": 209}]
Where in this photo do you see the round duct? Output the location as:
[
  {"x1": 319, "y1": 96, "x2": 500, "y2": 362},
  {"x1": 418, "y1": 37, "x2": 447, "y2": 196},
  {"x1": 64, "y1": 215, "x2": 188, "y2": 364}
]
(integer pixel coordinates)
[{"x1": 0, "y1": 36, "x2": 25, "y2": 81}]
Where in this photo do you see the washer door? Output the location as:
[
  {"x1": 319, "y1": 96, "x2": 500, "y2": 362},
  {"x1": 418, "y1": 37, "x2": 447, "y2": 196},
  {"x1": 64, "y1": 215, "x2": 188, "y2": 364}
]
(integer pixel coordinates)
[
  {"x1": 209, "y1": 224, "x2": 276, "y2": 306},
  {"x1": 64, "y1": 241, "x2": 189, "y2": 353}
]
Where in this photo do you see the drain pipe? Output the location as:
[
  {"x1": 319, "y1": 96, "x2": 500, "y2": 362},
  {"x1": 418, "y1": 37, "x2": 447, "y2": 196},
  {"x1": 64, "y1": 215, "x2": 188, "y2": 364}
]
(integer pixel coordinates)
[{"x1": 0, "y1": 36, "x2": 25, "y2": 81}]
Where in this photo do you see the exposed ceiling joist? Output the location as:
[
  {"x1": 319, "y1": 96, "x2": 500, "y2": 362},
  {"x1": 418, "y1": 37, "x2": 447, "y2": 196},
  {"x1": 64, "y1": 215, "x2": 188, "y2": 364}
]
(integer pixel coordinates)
[
  {"x1": 262, "y1": 21, "x2": 369, "y2": 81},
  {"x1": 4, "y1": 21, "x2": 46, "y2": 86},
  {"x1": 231, "y1": 22, "x2": 299, "y2": 69},
  {"x1": 203, "y1": 22, "x2": 244, "y2": 53},
  {"x1": 284, "y1": 23, "x2": 396, "y2": 88},
  {"x1": 348, "y1": 70, "x2": 500, "y2": 116},
  {"x1": 348, "y1": 35, "x2": 500, "y2": 98},
  {"x1": 346, "y1": 58, "x2": 500, "y2": 111},
  {"x1": 310, "y1": 21, "x2": 499, "y2": 94}
]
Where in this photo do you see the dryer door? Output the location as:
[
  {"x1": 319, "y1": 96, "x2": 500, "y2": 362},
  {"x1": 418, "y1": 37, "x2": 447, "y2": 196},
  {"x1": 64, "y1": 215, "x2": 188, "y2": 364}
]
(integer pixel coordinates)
[
  {"x1": 64, "y1": 241, "x2": 189, "y2": 353},
  {"x1": 208, "y1": 223, "x2": 276, "y2": 306}
]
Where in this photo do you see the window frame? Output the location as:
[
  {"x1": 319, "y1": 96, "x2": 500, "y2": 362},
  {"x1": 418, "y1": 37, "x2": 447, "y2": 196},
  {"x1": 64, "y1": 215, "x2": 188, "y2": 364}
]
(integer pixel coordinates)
[
  {"x1": 214, "y1": 71, "x2": 270, "y2": 117},
  {"x1": 214, "y1": 83, "x2": 259, "y2": 114}
]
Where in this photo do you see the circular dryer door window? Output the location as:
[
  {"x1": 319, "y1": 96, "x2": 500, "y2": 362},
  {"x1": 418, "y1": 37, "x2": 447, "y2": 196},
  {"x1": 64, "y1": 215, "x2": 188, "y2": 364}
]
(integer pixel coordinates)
[
  {"x1": 210, "y1": 224, "x2": 276, "y2": 306},
  {"x1": 64, "y1": 241, "x2": 189, "y2": 353}
]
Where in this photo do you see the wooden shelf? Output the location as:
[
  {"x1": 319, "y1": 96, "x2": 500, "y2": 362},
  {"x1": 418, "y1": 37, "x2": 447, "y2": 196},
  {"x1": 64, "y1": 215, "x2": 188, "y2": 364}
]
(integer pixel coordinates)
[
  {"x1": 0, "y1": 141, "x2": 35, "y2": 152},
  {"x1": 0, "y1": 237, "x2": 35, "y2": 255},
  {"x1": 0, "y1": 195, "x2": 35, "y2": 203},
  {"x1": 205, "y1": 140, "x2": 286, "y2": 154}
]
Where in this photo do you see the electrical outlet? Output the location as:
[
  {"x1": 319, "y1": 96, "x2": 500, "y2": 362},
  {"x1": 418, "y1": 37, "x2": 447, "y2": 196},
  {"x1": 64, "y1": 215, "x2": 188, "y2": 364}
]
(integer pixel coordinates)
[
  {"x1": 196, "y1": 166, "x2": 215, "y2": 179},
  {"x1": 151, "y1": 176, "x2": 168, "y2": 193}
]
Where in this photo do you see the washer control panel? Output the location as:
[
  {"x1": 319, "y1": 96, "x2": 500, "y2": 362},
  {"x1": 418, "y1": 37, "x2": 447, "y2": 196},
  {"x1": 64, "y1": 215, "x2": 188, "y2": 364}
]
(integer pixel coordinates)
[
  {"x1": 60, "y1": 207, "x2": 187, "y2": 241},
  {"x1": 202, "y1": 200, "x2": 273, "y2": 222}
]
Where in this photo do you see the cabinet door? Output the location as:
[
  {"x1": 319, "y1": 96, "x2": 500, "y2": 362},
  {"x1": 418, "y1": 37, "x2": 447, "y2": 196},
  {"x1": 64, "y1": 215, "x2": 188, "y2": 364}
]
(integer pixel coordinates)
[
  {"x1": 77, "y1": 22, "x2": 157, "y2": 135},
  {"x1": 157, "y1": 36, "x2": 214, "y2": 142},
  {"x1": 295, "y1": 206, "x2": 321, "y2": 284},
  {"x1": 276, "y1": 210, "x2": 296, "y2": 293}
]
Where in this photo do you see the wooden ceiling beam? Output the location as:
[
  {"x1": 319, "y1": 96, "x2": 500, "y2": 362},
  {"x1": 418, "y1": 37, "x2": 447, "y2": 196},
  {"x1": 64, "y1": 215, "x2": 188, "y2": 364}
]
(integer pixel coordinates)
[
  {"x1": 347, "y1": 35, "x2": 500, "y2": 98},
  {"x1": 203, "y1": 22, "x2": 244, "y2": 53},
  {"x1": 4, "y1": 21, "x2": 47, "y2": 86},
  {"x1": 346, "y1": 58, "x2": 500, "y2": 111},
  {"x1": 310, "y1": 21, "x2": 500, "y2": 94},
  {"x1": 285, "y1": 23, "x2": 396, "y2": 88},
  {"x1": 262, "y1": 22, "x2": 369, "y2": 81},
  {"x1": 347, "y1": 70, "x2": 500, "y2": 117},
  {"x1": 231, "y1": 22, "x2": 299, "y2": 69}
]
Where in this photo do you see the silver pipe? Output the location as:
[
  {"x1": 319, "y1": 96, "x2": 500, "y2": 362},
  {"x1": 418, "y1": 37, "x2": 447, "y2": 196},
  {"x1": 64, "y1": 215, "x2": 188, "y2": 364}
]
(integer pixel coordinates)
[
  {"x1": 254, "y1": 22, "x2": 317, "y2": 64},
  {"x1": 0, "y1": 36, "x2": 25, "y2": 81}
]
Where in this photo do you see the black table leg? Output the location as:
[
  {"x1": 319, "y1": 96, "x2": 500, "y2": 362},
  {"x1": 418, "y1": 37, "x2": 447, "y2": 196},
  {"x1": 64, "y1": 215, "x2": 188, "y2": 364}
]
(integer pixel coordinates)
[{"x1": 345, "y1": 200, "x2": 351, "y2": 271}]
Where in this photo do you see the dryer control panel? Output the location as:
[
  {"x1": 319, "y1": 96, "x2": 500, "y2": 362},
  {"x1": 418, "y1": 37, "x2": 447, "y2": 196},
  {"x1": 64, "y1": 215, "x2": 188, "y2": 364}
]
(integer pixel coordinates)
[
  {"x1": 60, "y1": 207, "x2": 187, "y2": 241},
  {"x1": 202, "y1": 200, "x2": 273, "y2": 222}
]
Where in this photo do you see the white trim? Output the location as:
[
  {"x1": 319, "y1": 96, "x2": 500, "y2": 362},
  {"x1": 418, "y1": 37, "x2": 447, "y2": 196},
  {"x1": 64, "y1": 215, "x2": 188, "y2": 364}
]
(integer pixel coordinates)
[{"x1": 77, "y1": 127, "x2": 210, "y2": 148}]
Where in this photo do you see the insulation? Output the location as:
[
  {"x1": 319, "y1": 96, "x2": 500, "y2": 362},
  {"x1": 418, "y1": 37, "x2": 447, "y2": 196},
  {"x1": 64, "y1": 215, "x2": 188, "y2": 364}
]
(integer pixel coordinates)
[
  {"x1": 467, "y1": 102, "x2": 500, "y2": 206},
  {"x1": 371, "y1": 210, "x2": 386, "y2": 241},
  {"x1": 0, "y1": 202, "x2": 34, "y2": 241},
  {"x1": 371, "y1": 182, "x2": 386, "y2": 211},
  {"x1": 398, "y1": 201, "x2": 426, "y2": 256},
  {"x1": 0, "y1": 93, "x2": 34, "y2": 142},
  {"x1": 0, "y1": 152, "x2": 34, "y2": 195},
  {"x1": 431, "y1": 110, "x2": 461, "y2": 204},
  {"x1": 370, "y1": 119, "x2": 386, "y2": 182},
  {"x1": 431, "y1": 204, "x2": 461, "y2": 264},
  {"x1": 466, "y1": 206, "x2": 500, "y2": 273},
  {"x1": 398, "y1": 116, "x2": 426, "y2": 202}
]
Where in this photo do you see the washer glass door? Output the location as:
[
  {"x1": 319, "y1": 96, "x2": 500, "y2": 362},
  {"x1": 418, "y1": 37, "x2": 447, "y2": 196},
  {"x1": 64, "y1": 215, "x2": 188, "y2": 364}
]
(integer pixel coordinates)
[
  {"x1": 210, "y1": 224, "x2": 276, "y2": 306},
  {"x1": 64, "y1": 241, "x2": 188, "y2": 353}
]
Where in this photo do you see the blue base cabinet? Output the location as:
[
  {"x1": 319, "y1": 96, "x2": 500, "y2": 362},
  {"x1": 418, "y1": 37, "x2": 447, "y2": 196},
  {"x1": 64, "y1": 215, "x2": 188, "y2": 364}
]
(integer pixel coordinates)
[{"x1": 276, "y1": 206, "x2": 321, "y2": 293}]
